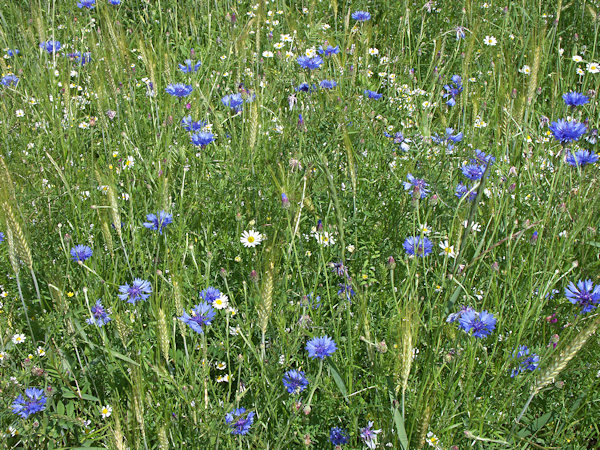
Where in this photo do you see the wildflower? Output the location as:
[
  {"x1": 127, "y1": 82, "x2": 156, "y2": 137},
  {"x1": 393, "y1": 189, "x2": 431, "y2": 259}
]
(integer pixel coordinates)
[
  {"x1": 40, "y1": 40, "x2": 61, "y2": 54},
  {"x1": 455, "y1": 182, "x2": 477, "y2": 201},
  {"x1": 519, "y1": 65, "x2": 531, "y2": 75},
  {"x1": 225, "y1": 408, "x2": 255, "y2": 435},
  {"x1": 306, "y1": 335, "x2": 337, "y2": 359},
  {"x1": 483, "y1": 35, "x2": 497, "y2": 46},
  {"x1": 432, "y1": 127, "x2": 463, "y2": 150},
  {"x1": 12, "y1": 334, "x2": 26, "y2": 344},
  {"x1": 143, "y1": 211, "x2": 173, "y2": 234},
  {"x1": 16, "y1": 109, "x2": 24, "y2": 117},
  {"x1": 190, "y1": 131, "x2": 215, "y2": 147},
  {"x1": 439, "y1": 240, "x2": 456, "y2": 258},
  {"x1": 368, "y1": 47, "x2": 379, "y2": 56},
  {"x1": 199, "y1": 287, "x2": 222, "y2": 303},
  {"x1": 338, "y1": 283, "x2": 355, "y2": 301},
  {"x1": 563, "y1": 91, "x2": 589, "y2": 107},
  {"x1": 458, "y1": 309, "x2": 496, "y2": 338},
  {"x1": 212, "y1": 293, "x2": 229, "y2": 310},
  {"x1": 178, "y1": 59, "x2": 201, "y2": 73},
  {"x1": 363, "y1": 89, "x2": 382, "y2": 99},
  {"x1": 317, "y1": 45, "x2": 339, "y2": 56},
  {"x1": 281, "y1": 193, "x2": 290, "y2": 208},
  {"x1": 100, "y1": 405, "x2": 112, "y2": 418},
  {"x1": 86, "y1": 299, "x2": 111, "y2": 327},
  {"x1": 403, "y1": 236, "x2": 433, "y2": 257},
  {"x1": 461, "y1": 164, "x2": 486, "y2": 180},
  {"x1": 329, "y1": 427, "x2": 349, "y2": 446},
  {"x1": 222, "y1": 93, "x2": 244, "y2": 112},
  {"x1": 587, "y1": 62, "x2": 600, "y2": 73},
  {"x1": 181, "y1": 115, "x2": 206, "y2": 132},
  {"x1": 295, "y1": 82, "x2": 317, "y2": 93},
  {"x1": 360, "y1": 421, "x2": 382, "y2": 449},
  {"x1": 179, "y1": 301, "x2": 216, "y2": 334},
  {"x1": 565, "y1": 150, "x2": 599, "y2": 167},
  {"x1": 118, "y1": 278, "x2": 152, "y2": 304},
  {"x1": 297, "y1": 55, "x2": 324, "y2": 70},
  {"x1": 511, "y1": 345, "x2": 541, "y2": 377},
  {"x1": 565, "y1": 279, "x2": 600, "y2": 314},
  {"x1": 315, "y1": 231, "x2": 336, "y2": 246},
  {"x1": 319, "y1": 79, "x2": 337, "y2": 89},
  {"x1": 1, "y1": 74, "x2": 19, "y2": 86},
  {"x1": 216, "y1": 362, "x2": 227, "y2": 370},
  {"x1": 474, "y1": 149, "x2": 496, "y2": 166},
  {"x1": 443, "y1": 74, "x2": 463, "y2": 107},
  {"x1": 351, "y1": 10, "x2": 371, "y2": 21},
  {"x1": 403, "y1": 173, "x2": 429, "y2": 198},
  {"x1": 70, "y1": 245, "x2": 93, "y2": 262},
  {"x1": 548, "y1": 119, "x2": 587, "y2": 143},
  {"x1": 36, "y1": 347, "x2": 45, "y2": 357},
  {"x1": 12, "y1": 388, "x2": 47, "y2": 419},
  {"x1": 282, "y1": 369, "x2": 309, "y2": 394},
  {"x1": 109, "y1": 0, "x2": 120, "y2": 4},
  {"x1": 425, "y1": 431, "x2": 442, "y2": 448},
  {"x1": 240, "y1": 230, "x2": 264, "y2": 248},
  {"x1": 77, "y1": 0, "x2": 96, "y2": 8},
  {"x1": 165, "y1": 83, "x2": 193, "y2": 98}
]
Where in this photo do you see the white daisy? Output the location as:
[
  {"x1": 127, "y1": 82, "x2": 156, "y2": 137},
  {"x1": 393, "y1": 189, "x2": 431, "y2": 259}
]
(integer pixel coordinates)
[
  {"x1": 240, "y1": 230, "x2": 264, "y2": 248},
  {"x1": 100, "y1": 405, "x2": 112, "y2": 418},
  {"x1": 212, "y1": 293, "x2": 229, "y2": 310},
  {"x1": 519, "y1": 65, "x2": 531, "y2": 75},
  {"x1": 315, "y1": 231, "x2": 335, "y2": 247},
  {"x1": 419, "y1": 223, "x2": 432, "y2": 235},
  {"x1": 587, "y1": 62, "x2": 600, "y2": 73},
  {"x1": 12, "y1": 334, "x2": 25, "y2": 345},
  {"x1": 439, "y1": 240, "x2": 457, "y2": 258},
  {"x1": 572, "y1": 55, "x2": 583, "y2": 62},
  {"x1": 483, "y1": 35, "x2": 497, "y2": 46}
]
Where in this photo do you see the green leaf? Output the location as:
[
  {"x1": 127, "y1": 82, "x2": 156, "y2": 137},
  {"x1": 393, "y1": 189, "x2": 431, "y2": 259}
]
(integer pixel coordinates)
[
  {"x1": 389, "y1": 391, "x2": 409, "y2": 450},
  {"x1": 328, "y1": 361, "x2": 349, "y2": 403}
]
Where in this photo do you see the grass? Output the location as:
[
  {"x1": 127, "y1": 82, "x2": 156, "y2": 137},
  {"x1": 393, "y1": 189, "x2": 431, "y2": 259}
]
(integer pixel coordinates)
[{"x1": 0, "y1": 0, "x2": 600, "y2": 448}]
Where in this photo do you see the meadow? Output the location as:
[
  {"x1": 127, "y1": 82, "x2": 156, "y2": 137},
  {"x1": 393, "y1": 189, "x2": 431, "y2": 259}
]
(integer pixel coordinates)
[{"x1": 1, "y1": 0, "x2": 600, "y2": 448}]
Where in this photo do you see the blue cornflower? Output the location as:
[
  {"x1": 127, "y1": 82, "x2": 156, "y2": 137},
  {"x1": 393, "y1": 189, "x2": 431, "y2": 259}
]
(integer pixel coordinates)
[
  {"x1": 165, "y1": 83, "x2": 193, "y2": 98},
  {"x1": 317, "y1": 45, "x2": 340, "y2": 56},
  {"x1": 432, "y1": 127, "x2": 463, "y2": 150},
  {"x1": 281, "y1": 193, "x2": 290, "y2": 208},
  {"x1": 458, "y1": 309, "x2": 496, "y2": 338},
  {"x1": 282, "y1": 369, "x2": 309, "y2": 394},
  {"x1": 320, "y1": 79, "x2": 337, "y2": 89},
  {"x1": 77, "y1": 0, "x2": 96, "y2": 8},
  {"x1": 181, "y1": 115, "x2": 207, "y2": 132},
  {"x1": 86, "y1": 299, "x2": 111, "y2": 327},
  {"x1": 549, "y1": 119, "x2": 587, "y2": 143},
  {"x1": 222, "y1": 93, "x2": 244, "y2": 112},
  {"x1": 68, "y1": 51, "x2": 92, "y2": 66},
  {"x1": 225, "y1": 408, "x2": 255, "y2": 435},
  {"x1": 6, "y1": 49, "x2": 19, "y2": 57},
  {"x1": 338, "y1": 283, "x2": 355, "y2": 301},
  {"x1": 511, "y1": 345, "x2": 540, "y2": 377},
  {"x1": 109, "y1": 0, "x2": 121, "y2": 4},
  {"x1": 446, "y1": 305, "x2": 475, "y2": 323},
  {"x1": 1, "y1": 74, "x2": 19, "y2": 87},
  {"x1": 12, "y1": 388, "x2": 47, "y2": 419},
  {"x1": 474, "y1": 149, "x2": 495, "y2": 166},
  {"x1": 461, "y1": 164, "x2": 486, "y2": 181},
  {"x1": 190, "y1": 131, "x2": 215, "y2": 147},
  {"x1": 295, "y1": 82, "x2": 317, "y2": 93},
  {"x1": 363, "y1": 89, "x2": 382, "y2": 100},
  {"x1": 40, "y1": 40, "x2": 61, "y2": 54},
  {"x1": 351, "y1": 10, "x2": 371, "y2": 21},
  {"x1": 565, "y1": 279, "x2": 600, "y2": 314},
  {"x1": 306, "y1": 335, "x2": 337, "y2": 359},
  {"x1": 297, "y1": 55, "x2": 324, "y2": 70},
  {"x1": 455, "y1": 182, "x2": 477, "y2": 201},
  {"x1": 71, "y1": 245, "x2": 93, "y2": 262},
  {"x1": 443, "y1": 75, "x2": 463, "y2": 107},
  {"x1": 301, "y1": 292, "x2": 322, "y2": 309},
  {"x1": 330, "y1": 427, "x2": 349, "y2": 446},
  {"x1": 403, "y1": 173, "x2": 429, "y2": 198},
  {"x1": 455, "y1": 26, "x2": 466, "y2": 40},
  {"x1": 403, "y1": 236, "x2": 433, "y2": 257},
  {"x1": 563, "y1": 91, "x2": 589, "y2": 107},
  {"x1": 143, "y1": 211, "x2": 173, "y2": 234},
  {"x1": 179, "y1": 59, "x2": 201, "y2": 73},
  {"x1": 566, "y1": 150, "x2": 598, "y2": 167},
  {"x1": 360, "y1": 422, "x2": 382, "y2": 449},
  {"x1": 179, "y1": 301, "x2": 216, "y2": 334},
  {"x1": 199, "y1": 287, "x2": 222, "y2": 303},
  {"x1": 118, "y1": 278, "x2": 152, "y2": 304},
  {"x1": 0, "y1": 231, "x2": 4, "y2": 242},
  {"x1": 384, "y1": 131, "x2": 410, "y2": 151}
]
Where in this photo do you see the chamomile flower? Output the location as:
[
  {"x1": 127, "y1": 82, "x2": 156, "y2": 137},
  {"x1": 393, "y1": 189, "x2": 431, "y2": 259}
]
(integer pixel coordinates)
[
  {"x1": 100, "y1": 405, "x2": 112, "y2": 418},
  {"x1": 439, "y1": 240, "x2": 457, "y2": 258},
  {"x1": 240, "y1": 230, "x2": 264, "y2": 248},
  {"x1": 484, "y1": 35, "x2": 497, "y2": 46},
  {"x1": 212, "y1": 293, "x2": 229, "y2": 310}
]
